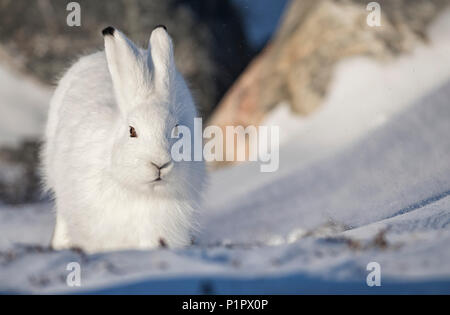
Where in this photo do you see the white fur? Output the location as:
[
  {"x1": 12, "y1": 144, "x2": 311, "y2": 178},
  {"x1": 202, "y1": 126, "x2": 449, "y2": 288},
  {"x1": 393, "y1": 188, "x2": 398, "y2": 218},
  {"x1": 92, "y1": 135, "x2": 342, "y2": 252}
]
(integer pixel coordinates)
[{"x1": 41, "y1": 27, "x2": 206, "y2": 253}]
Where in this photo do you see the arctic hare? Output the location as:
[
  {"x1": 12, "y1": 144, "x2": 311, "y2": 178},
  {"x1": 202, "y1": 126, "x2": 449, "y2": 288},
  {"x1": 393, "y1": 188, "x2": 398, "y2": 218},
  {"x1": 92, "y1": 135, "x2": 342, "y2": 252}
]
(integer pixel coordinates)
[{"x1": 41, "y1": 26, "x2": 205, "y2": 252}]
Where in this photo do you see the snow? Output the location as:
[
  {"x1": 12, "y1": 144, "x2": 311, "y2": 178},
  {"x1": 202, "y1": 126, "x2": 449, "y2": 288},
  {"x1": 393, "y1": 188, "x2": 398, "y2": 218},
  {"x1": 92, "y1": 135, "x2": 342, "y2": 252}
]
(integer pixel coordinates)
[
  {"x1": 0, "y1": 64, "x2": 52, "y2": 147},
  {"x1": 1, "y1": 10, "x2": 450, "y2": 294},
  {"x1": 212, "y1": 7, "x2": 450, "y2": 212},
  {"x1": 199, "y1": 79, "x2": 450, "y2": 244}
]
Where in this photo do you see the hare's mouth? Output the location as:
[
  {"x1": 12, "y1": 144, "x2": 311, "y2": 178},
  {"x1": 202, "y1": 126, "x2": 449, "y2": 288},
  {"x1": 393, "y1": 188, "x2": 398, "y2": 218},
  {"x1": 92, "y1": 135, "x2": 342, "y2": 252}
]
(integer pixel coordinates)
[
  {"x1": 149, "y1": 177, "x2": 163, "y2": 184},
  {"x1": 148, "y1": 178, "x2": 169, "y2": 192}
]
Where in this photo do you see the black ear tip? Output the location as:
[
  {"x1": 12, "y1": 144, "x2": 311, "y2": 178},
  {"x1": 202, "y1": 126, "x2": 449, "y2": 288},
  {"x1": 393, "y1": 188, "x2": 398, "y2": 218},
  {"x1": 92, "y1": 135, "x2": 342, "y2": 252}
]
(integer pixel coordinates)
[
  {"x1": 154, "y1": 24, "x2": 167, "y2": 32},
  {"x1": 102, "y1": 26, "x2": 115, "y2": 36}
]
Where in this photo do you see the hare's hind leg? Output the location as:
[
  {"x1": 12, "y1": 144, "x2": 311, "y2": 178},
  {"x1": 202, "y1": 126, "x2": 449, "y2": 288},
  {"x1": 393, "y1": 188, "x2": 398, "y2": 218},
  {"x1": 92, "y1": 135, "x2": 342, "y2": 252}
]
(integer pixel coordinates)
[{"x1": 51, "y1": 211, "x2": 70, "y2": 250}]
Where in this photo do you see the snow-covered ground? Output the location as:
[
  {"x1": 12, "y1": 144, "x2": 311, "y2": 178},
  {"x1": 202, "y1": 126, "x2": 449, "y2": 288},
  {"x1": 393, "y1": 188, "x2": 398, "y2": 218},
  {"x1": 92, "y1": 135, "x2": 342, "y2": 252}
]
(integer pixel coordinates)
[{"x1": 1, "y1": 10, "x2": 450, "y2": 294}]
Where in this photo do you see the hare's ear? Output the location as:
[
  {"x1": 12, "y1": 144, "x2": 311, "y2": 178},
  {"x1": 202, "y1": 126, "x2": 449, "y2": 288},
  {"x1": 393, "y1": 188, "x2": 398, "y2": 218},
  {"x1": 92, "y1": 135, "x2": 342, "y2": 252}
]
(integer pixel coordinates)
[
  {"x1": 148, "y1": 25, "x2": 175, "y2": 99},
  {"x1": 103, "y1": 26, "x2": 149, "y2": 114}
]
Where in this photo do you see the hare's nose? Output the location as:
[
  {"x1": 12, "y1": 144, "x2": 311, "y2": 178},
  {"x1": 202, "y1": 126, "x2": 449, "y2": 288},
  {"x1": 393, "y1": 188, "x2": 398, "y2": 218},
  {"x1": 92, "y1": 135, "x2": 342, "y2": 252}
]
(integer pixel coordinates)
[
  {"x1": 150, "y1": 160, "x2": 172, "y2": 170},
  {"x1": 150, "y1": 160, "x2": 173, "y2": 179}
]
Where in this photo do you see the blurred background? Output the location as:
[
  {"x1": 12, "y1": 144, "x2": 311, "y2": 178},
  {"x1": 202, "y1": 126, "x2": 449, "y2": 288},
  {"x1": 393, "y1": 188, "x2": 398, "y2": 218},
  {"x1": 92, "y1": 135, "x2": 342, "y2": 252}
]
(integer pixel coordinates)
[
  {"x1": 1, "y1": 0, "x2": 450, "y2": 293},
  {"x1": 0, "y1": 0, "x2": 289, "y2": 204},
  {"x1": 1, "y1": 0, "x2": 448, "y2": 204}
]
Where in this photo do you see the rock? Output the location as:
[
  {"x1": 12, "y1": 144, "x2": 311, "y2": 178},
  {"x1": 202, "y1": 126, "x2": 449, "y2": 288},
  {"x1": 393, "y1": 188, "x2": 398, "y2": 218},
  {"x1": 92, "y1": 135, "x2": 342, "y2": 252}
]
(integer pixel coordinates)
[
  {"x1": 207, "y1": 0, "x2": 450, "y2": 165},
  {"x1": 0, "y1": 141, "x2": 42, "y2": 205},
  {"x1": 0, "y1": 0, "x2": 251, "y2": 118}
]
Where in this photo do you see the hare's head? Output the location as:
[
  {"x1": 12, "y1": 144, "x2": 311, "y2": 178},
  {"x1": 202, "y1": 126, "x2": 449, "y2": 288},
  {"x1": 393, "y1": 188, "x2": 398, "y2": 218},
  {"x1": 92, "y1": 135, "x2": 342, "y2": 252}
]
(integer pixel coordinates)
[{"x1": 103, "y1": 26, "x2": 201, "y2": 197}]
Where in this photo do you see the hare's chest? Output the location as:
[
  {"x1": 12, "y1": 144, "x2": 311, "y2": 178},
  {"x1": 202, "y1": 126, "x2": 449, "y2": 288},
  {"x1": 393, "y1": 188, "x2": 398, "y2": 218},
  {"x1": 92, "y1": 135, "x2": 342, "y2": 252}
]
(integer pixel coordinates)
[{"x1": 76, "y1": 198, "x2": 171, "y2": 251}]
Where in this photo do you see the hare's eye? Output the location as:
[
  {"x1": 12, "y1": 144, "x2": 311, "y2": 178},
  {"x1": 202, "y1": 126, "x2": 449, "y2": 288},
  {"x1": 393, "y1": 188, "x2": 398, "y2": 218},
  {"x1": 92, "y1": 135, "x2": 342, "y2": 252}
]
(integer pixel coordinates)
[{"x1": 129, "y1": 126, "x2": 137, "y2": 138}]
